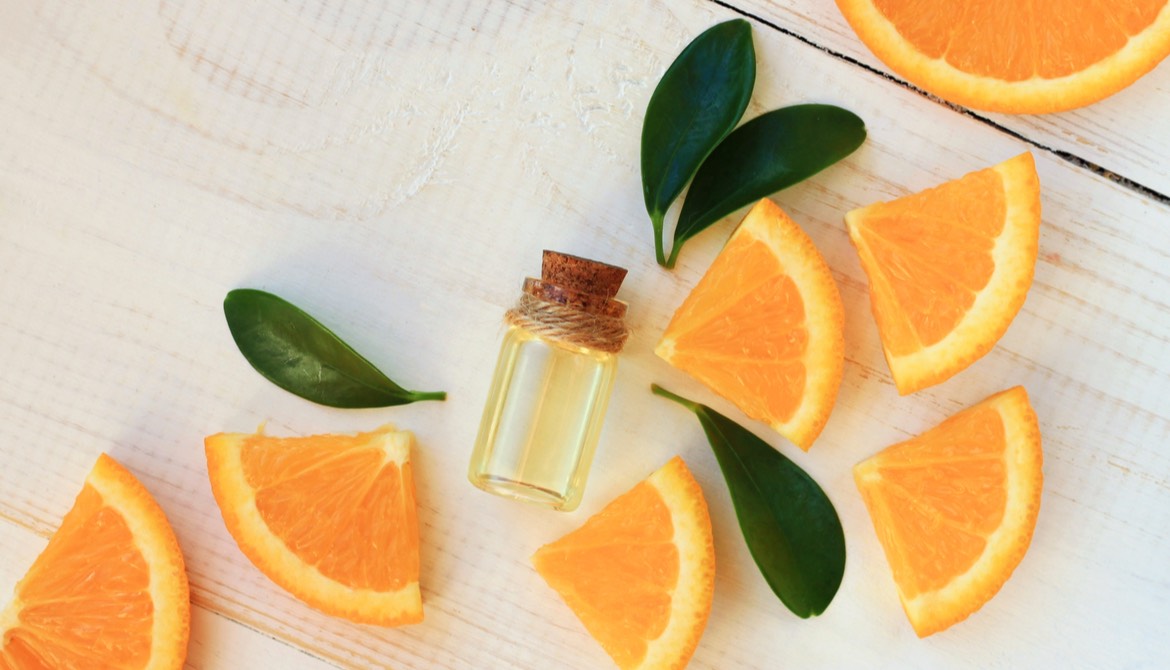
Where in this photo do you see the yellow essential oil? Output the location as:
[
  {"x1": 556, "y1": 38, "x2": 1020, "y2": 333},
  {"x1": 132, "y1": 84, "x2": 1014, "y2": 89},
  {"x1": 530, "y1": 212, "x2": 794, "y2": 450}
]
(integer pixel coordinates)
[{"x1": 469, "y1": 251, "x2": 629, "y2": 511}]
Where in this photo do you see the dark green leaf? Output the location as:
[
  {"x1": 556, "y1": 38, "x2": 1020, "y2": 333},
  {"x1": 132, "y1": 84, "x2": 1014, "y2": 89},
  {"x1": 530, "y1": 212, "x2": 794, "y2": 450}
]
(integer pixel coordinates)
[
  {"x1": 667, "y1": 104, "x2": 866, "y2": 267},
  {"x1": 652, "y1": 384, "x2": 845, "y2": 617},
  {"x1": 642, "y1": 19, "x2": 755, "y2": 266},
  {"x1": 223, "y1": 289, "x2": 445, "y2": 408}
]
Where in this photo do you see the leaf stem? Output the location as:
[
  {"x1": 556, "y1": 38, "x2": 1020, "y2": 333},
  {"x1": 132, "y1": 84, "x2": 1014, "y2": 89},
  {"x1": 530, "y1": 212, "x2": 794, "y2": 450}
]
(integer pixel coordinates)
[
  {"x1": 409, "y1": 390, "x2": 448, "y2": 402},
  {"x1": 650, "y1": 383, "x2": 699, "y2": 411},
  {"x1": 652, "y1": 212, "x2": 667, "y2": 266},
  {"x1": 665, "y1": 243, "x2": 681, "y2": 269}
]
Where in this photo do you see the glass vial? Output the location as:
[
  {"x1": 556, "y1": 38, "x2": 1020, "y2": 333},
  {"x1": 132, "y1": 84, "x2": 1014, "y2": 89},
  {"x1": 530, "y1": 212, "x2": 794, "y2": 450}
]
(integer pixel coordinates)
[{"x1": 469, "y1": 251, "x2": 629, "y2": 511}]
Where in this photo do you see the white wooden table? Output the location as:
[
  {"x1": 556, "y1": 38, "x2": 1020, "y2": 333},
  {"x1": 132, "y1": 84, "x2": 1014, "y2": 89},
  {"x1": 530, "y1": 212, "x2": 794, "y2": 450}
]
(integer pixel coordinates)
[{"x1": 2, "y1": 1, "x2": 1168, "y2": 668}]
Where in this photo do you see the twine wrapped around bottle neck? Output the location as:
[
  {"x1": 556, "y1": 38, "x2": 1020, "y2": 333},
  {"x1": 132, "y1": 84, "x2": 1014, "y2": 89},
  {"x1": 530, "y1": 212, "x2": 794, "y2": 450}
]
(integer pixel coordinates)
[
  {"x1": 505, "y1": 292, "x2": 629, "y2": 353},
  {"x1": 503, "y1": 251, "x2": 630, "y2": 354}
]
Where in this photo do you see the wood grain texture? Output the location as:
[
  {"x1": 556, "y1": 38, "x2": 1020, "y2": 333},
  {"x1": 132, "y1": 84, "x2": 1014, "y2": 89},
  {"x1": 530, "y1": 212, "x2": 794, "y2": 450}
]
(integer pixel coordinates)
[
  {"x1": 0, "y1": 0, "x2": 1167, "y2": 668},
  {"x1": 726, "y1": 0, "x2": 1170, "y2": 196}
]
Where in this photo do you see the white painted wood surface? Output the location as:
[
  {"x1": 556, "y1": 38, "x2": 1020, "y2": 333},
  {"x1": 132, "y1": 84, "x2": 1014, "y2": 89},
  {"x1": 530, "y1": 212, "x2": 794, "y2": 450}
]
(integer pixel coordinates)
[
  {"x1": 730, "y1": 0, "x2": 1170, "y2": 195},
  {"x1": 1, "y1": 1, "x2": 1167, "y2": 668}
]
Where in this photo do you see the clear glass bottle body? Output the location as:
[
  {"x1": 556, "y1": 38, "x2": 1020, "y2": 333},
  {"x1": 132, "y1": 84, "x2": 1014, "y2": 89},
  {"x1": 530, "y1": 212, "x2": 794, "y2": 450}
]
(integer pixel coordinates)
[{"x1": 468, "y1": 324, "x2": 618, "y2": 511}]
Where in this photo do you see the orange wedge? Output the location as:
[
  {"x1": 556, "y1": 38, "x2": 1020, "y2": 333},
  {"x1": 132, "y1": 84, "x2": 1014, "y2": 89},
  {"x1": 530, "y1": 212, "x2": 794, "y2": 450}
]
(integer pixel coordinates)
[
  {"x1": 846, "y1": 152, "x2": 1040, "y2": 395},
  {"x1": 656, "y1": 198, "x2": 845, "y2": 450},
  {"x1": 532, "y1": 456, "x2": 715, "y2": 670},
  {"x1": 836, "y1": 0, "x2": 1170, "y2": 113},
  {"x1": 854, "y1": 386, "x2": 1043, "y2": 637},
  {"x1": 0, "y1": 454, "x2": 190, "y2": 669},
  {"x1": 205, "y1": 425, "x2": 422, "y2": 626}
]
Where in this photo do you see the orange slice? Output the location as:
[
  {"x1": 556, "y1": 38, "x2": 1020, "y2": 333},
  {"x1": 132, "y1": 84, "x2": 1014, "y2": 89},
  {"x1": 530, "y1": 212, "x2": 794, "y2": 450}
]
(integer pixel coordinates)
[
  {"x1": 854, "y1": 386, "x2": 1043, "y2": 637},
  {"x1": 532, "y1": 456, "x2": 715, "y2": 670},
  {"x1": 656, "y1": 198, "x2": 845, "y2": 450},
  {"x1": 836, "y1": 0, "x2": 1170, "y2": 113},
  {"x1": 846, "y1": 152, "x2": 1040, "y2": 395},
  {"x1": 204, "y1": 425, "x2": 422, "y2": 626},
  {"x1": 0, "y1": 454, "x2": 190, "y2": 669}
]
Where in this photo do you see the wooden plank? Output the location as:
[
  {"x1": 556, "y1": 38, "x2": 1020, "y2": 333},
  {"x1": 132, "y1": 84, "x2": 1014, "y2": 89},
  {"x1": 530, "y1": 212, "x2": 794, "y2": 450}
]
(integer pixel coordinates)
[
  {"x1": 723, "y1": 0, "x2": 1170, "y2": 196},
  {"x1": 0, "y1": 0, "x2": 1167, "y2": 668},
  {"x1": 186, "y1": 607, "x2": 338, "y2": 670}
]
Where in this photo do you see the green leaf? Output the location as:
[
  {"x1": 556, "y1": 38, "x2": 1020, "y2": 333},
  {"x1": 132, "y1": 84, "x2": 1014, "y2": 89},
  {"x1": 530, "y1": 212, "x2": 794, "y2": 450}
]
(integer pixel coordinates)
[
  {"x1": 223, "y1": 289, "x2": 446, "y2": 408},
  {"x1": 652, "y1": 384, "x2": 845, "y2": 617},
  {"x1": 667, "y1": 104, "x2": 866, "y2": 267},
  {"x1": 642, "y1": 19, "x2": 755, "y2": 266}
]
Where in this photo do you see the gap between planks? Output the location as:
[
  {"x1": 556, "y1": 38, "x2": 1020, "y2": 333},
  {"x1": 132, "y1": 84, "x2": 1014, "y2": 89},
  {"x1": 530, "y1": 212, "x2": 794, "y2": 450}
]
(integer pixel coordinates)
[
  {"x1": 188, "y1": 588, "x2": 350, "y2": 670},
  {"x1": 187, "y1": 598, "x2": 343, "y2": 670},
  {"x1": 709, "y1": 0, "x2": 1170, "y2": 206}
]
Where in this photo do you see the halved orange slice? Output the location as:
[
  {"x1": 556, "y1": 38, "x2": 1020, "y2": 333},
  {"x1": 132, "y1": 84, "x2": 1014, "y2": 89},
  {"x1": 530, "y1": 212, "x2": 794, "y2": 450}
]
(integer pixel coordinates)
[
  {"x1": 0, "y1": 454, "x2": 190, "y2": 669},
  {"x1": 836, "y1": 0, "x2": 1170, "y2": 113},
  {"x1": 846, "y1": 152, "x2": 1041, "y2": 395},
  {"x1": 205, "y1": 425, "x2": 422, "y2": 626},
  {"x1": 854, "y1": 386, "x2": 1043, "y2": 636},
  {"x1": 532, "y1": 456, "x2": 715, "y2": 669},
  {"x1": 657, "y1": 198, "x2": 845, "y2": 450}
]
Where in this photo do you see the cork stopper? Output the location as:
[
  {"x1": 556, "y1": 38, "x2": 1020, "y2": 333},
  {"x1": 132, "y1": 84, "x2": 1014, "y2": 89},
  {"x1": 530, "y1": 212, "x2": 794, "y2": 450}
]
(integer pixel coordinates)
[
  {"x1": 542, "y1": 251, "x2": 627, "y2": 299},
  {"x1": 523, "y1": 251, "x2": 628, "y2": 317}
]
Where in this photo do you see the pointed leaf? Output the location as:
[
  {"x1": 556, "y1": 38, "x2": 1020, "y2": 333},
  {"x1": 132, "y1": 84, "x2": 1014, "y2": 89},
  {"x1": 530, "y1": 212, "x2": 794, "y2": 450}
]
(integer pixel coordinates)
[
  {"x1": 652, "y1": 384, "x2": 845, "y2": 617},
  {"x1": 223, "y1": 289, "x2": 446, "y2": 408},
  {"x1": 642, "y1": 19, "x2": 755, "y2": 265},
  {"x1": 668, "y1": 104, "x2": 866, "y2": 267}
]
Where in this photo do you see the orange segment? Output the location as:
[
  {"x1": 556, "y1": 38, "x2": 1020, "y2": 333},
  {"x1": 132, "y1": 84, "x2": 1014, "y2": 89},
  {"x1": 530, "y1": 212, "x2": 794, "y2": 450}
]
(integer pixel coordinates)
[
  {"x1": 836, "y1": 0, "x2": 1170, "y2": 112},
  {"x1": 657, "y1": 198, "x2": 845, "y2": 450},
  {"x1": 846, "y1": 152, "x2": 1040, "y2": 395},
  {"x1": 854, "y1": 386, "x2": 1043, "y2": 637},
  {"x1": 532, "y1": 457, "x2": 715, "y2": 670},
  {"x1": 0, "y1": 454, "x2": 190, "y2": 669},
  {"x1": 204, "y1": 426, "x2": 422, "y2": 626}
]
